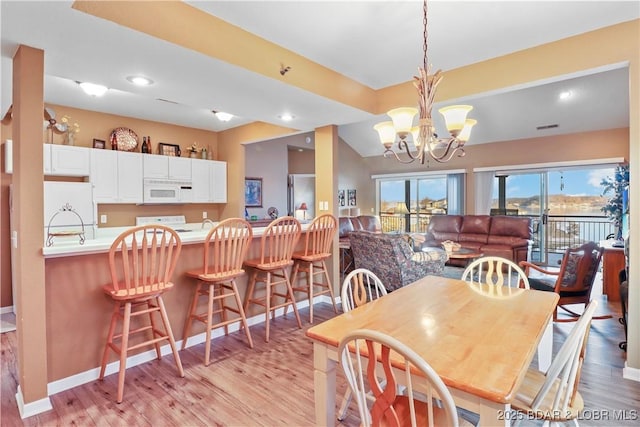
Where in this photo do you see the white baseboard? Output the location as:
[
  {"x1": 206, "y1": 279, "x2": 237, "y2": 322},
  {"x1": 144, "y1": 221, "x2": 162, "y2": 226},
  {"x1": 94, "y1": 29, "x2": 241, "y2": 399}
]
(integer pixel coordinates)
[
  {"x1": 0, "y1": 305, "x2": 15, "y2": 315},
  {"x1": 47, "y1": 296, "x2": 336, "y2": 398},
  {"x1": 623, "y1": 361, "x2": 640, "y2": 382},
  {"x1": 15, "y1": 385, "x2": 52, "y2": 419}
]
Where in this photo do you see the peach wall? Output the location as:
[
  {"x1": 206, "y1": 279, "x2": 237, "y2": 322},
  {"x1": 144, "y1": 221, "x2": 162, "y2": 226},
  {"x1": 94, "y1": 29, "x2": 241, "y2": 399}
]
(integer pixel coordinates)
[
  {"x1": 12, "y1": 44, "x2": 48, "y2": 405},
  {"x1": 362, "y1": 128, "x2": 629, "y2": 214},
  {"x1": 0, "y1": 105, "x2": 221, "y2": 309},
  {"x1": 74, "y1": 0, "x2": 377, "y2": 114}
]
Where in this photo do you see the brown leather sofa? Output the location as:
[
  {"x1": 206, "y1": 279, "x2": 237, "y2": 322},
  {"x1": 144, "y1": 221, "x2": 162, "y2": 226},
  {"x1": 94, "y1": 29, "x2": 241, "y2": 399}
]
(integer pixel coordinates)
[
  {"x1": 338, "y1": 215, "x2": 382, "y2": 276},
  {"x1": 338, "y1": 215, "x2": 382, "y2": 244},
  {"x1": 420, "y1": 215, "x2": 534, "y2": 266}
]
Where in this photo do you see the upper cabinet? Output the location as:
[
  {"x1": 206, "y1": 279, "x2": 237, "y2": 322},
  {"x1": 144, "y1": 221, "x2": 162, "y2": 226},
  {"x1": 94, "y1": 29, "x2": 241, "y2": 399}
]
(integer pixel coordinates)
[
  {"x1": 49, "y1": 145, "x2": 91, "y2": 176},
  {"x1": 4, "y1": 141, "x2": 90, "y2": 177},
  {"x1": 211, "y1": 161, "x2": 227, "y2": 203},
  {"x1": 90, "y1": 150, "x2": 142, "y2": 203},
  {"x1": 191, "y1": 159, "x2": 227, "y2": 203},
  {"x1": 143, "y1": 155, "x2": 191, "y2": 180}
]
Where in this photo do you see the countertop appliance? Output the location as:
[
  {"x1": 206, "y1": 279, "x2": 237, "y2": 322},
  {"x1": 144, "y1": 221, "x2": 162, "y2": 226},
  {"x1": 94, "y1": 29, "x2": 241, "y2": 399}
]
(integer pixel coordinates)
[
  {"x1": 143, "y1": 178, "x2": 193, "y2": 204},
  {"x1": 135, "y1": 215, "x2": 192, "y2": 233},
  {"x1": 44, "y1": 181, "x2": 96, "y2": 246}
]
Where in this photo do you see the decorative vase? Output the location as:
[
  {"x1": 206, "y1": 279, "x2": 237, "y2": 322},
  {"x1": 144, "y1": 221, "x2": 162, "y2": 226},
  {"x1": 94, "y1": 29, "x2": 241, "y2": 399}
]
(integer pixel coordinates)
[{"x1": 64, "y1": 133, "x2": 75, "y2": 146}]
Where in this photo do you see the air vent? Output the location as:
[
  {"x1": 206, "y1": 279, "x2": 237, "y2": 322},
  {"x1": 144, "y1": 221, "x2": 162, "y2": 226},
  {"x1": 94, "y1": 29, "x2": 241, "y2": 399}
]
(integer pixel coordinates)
[
  {"x1": 156, "y1": 98, "x2": 179, "y2": 104},
  {"x1": 536, "y1": 124, "x2": 559, "y2": 130}
]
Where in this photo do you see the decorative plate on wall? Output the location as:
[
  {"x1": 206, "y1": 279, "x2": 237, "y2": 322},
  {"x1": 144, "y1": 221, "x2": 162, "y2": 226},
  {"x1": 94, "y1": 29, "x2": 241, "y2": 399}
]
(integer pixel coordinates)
[{"x1": 110, "y1": 127, "x2": 139, "y2": 151}]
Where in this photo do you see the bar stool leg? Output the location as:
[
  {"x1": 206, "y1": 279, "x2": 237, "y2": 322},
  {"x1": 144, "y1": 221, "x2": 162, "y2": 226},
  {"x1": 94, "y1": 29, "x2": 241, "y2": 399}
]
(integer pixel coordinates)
[
  {"x1": 283, "y1": 268, "x2": 302, "y2": 329},
  {"x1": 156, "y1": 296, "x2": 184, "y2": 377},
  {"x1": 100, "y1": 302, "x2": 120, "y2": 380},
  {"x1": 321, "y1": 260, "x2": 338, "y2": 314},
  {"x1": 231, "y1": 279, "x2": 253, "y2": 349},
  {"x1": 308, "y1": 262, "x2": 315, "y2": 322},
  {"x1": 181, "y1": 281, "x2": 203, "y2": 350},
  {"x1": 205, "y1": 283, "x2": 215, "y2": 366},
  {"x1": 265, "y1": 272, "x2": 272, "y2": 342},
  {"x1": 147, "y1": 300, "x2": 162, "y2": 359},
  {"x1": 116, "y1": 302, "x2": 132, "y2": 404}
]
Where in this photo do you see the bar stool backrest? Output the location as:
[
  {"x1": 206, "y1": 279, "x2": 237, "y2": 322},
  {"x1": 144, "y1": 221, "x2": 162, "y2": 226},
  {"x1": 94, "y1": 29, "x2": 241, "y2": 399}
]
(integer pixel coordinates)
[{"x1": 202, "y1": 218, "x2": 253, "y2": 275}]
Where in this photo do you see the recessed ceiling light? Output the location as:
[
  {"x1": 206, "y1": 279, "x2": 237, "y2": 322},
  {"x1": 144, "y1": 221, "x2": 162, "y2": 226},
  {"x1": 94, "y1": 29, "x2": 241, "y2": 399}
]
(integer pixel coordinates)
[
  {"x1": 559, "y1": 90, "x2": 573, "y2": 101},
  {"x1": 78, "y1": 82, "x2": 108, "y2": 97},
  {"x1": 212, "y1": 111, "x2": 233, "y2": 122},
  {"x1": 279, "y1": 113, "x2": 294, "y2": 122},
  {"x1": 126, "y1": 75, "x2": 154, "y2": 86}
]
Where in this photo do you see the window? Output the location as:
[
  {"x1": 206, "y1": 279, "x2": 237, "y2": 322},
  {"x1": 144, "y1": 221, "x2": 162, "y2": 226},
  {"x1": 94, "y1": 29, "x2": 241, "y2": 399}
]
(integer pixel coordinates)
[{"x1": 375, "y1": 172, "x2": 465, "y2": 233}]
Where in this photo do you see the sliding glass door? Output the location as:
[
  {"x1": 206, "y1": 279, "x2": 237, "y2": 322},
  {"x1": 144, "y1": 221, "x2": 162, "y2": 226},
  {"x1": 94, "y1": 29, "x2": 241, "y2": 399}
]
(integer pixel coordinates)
[
  {"x1": 493, "y1": 167, "x2": 614, "y2": 265},
  {"x1": 378, "y1": 173, "x2": 464, "y2": 233}
]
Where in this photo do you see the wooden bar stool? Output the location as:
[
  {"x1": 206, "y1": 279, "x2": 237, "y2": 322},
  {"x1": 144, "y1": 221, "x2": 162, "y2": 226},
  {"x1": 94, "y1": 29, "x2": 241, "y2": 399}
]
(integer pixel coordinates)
[
  {"x1": 243, "y1": 216, "x2": 302, "y2": 342},
  {"x1": 290, "y1": 213, "x2": 339, "y2": 322},
  {"x1": 99, "y1": 224, "x2": 184, "y2": 403},
  {"x1": 182, "y1": 218, "x2": 254, "y2": 366}
]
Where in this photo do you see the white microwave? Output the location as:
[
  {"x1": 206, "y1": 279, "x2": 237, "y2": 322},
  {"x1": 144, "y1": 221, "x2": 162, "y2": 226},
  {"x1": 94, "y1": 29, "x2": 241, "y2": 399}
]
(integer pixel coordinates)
[{"x1": 143, "y1": 179, "x2": 193, "y2": 204}]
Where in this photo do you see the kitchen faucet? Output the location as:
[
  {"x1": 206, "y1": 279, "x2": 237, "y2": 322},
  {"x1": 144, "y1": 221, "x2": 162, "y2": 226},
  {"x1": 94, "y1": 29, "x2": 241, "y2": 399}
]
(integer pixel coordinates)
[{"x1": 201, "y1": 218, "x2": 215, "y2": 229}]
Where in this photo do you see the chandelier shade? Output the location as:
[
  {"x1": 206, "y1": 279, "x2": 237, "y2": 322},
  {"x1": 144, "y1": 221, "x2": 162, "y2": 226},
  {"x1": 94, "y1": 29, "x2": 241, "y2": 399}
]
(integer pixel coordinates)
[{"x1": 374, "y1": 0, "x2": 477, "y2": 164}]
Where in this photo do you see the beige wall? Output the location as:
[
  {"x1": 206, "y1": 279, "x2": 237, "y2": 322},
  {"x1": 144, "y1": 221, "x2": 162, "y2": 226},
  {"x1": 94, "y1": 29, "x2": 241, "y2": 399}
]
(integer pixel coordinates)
[
  {"x1": 0, "y1": 105, "x2": 221, "y2": 308},
  {"x1": 362, "y1": 128, "x2": 629, "y2": 214}
]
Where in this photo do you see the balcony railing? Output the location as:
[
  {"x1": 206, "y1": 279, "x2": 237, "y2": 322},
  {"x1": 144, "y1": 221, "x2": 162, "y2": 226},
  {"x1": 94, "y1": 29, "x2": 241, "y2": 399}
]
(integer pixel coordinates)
[{"x1": 380, "y1": 213, "x2": 615, "y2": 261}]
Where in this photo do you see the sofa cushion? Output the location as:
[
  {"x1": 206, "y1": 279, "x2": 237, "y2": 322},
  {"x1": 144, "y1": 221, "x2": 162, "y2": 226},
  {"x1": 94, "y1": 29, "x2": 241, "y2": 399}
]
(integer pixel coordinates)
[
  {"x1": 425, "y1": 215, "x2": 462, "y2": 242},
  {"x1": 478, "y1": 244, "x2": 514, "y2": 259},
  {"x1": 357, "y1": 215, "x2": 382, "y2": 233},
  {"x1": 490, "y1": 216, "x2": 533, "y2": 239},
  {"x1": 459, "y1": 215, "x2": 490, "y2": 244},
  {"x1": 338, "y1": 217, "x2": 355, "y2": 239},
  {"x1": 350, "y1": 217, "x2": 364, "y2": 231}
]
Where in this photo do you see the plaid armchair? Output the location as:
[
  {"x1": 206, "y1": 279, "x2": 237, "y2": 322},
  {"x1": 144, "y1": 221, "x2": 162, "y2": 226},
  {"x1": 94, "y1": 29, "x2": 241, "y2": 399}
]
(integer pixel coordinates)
[{"x1": 348, "y1": 231, "x2": 448, "y2": 292}]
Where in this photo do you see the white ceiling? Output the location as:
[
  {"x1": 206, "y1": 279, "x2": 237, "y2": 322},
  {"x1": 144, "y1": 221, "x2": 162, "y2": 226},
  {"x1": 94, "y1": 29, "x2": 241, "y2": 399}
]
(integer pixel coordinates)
[{"x1": 1, "y1": 1, "x2": 637, "y2": 158}]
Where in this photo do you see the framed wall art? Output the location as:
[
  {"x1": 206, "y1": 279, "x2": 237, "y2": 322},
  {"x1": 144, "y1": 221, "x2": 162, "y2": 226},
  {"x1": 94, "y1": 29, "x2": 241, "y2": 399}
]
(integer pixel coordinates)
[
  {"x1": 158, "y1": 142, "x2": 181, "y2": 157},
  {"x1": 348, "y1": 189, "x2": 357, "y2": 206},
  {"x1": 245, "y1": 177, "x2": 263, "y2": 207},
  {"x1": 338, "y1": 189, "x2": 345, "y2": 207}
]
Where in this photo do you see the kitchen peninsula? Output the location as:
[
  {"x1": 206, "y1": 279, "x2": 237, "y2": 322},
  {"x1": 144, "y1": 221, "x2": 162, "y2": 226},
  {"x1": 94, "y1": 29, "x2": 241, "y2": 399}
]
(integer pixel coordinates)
[{"x1": 42, "y1": 220, "x2": 313, "y2": 391}]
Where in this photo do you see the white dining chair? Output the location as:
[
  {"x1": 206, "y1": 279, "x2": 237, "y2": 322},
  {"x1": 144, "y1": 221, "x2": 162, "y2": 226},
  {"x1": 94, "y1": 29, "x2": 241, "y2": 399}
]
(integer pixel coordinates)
[
  {"x1": 337, "y1": 268, "x2": 387, "y2": 421},
  {"x1": 338, "y1": 329, "x2": 462, "y2": 427},
  {"x1": 462, "y1": 256, "x2": 530, "y2": 289},
  {"x1": 510, "y1": 300, "x2": 598, "y2": 426}
]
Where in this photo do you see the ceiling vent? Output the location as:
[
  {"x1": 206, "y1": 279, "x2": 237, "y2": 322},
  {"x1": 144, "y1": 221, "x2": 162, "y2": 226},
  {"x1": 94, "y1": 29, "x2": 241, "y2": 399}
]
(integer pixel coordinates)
[
  {"x1": 536, "y1": 124, "x2": 559, "y2": 130},
  {"x1": 156, "y1": 98, "x2": 179, "y2": 104}
]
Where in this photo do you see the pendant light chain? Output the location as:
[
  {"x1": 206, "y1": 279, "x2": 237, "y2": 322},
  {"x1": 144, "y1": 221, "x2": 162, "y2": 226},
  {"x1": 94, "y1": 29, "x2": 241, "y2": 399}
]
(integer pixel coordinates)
[{"x1": 423, "y1": 0, "x2": 429, "y2": 71}]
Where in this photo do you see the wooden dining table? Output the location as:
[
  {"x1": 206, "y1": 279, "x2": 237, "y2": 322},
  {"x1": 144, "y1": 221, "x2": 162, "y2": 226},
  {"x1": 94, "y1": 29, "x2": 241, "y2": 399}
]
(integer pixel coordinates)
[{"x1": 305, "y1": 275, "x2": 559, "y2": 426}]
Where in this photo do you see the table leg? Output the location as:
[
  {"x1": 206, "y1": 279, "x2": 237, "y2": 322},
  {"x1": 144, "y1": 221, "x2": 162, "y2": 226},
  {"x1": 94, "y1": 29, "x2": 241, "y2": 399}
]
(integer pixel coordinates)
[
  {"x1": 313, "y1": 342, "x2": 337, "y2": 426},
  {"x1": 537, "y1": 318, "x2": 553, "y2": 372},
  {"x1": 477, "y1": 402, "x2": 510, "y2": 427}
]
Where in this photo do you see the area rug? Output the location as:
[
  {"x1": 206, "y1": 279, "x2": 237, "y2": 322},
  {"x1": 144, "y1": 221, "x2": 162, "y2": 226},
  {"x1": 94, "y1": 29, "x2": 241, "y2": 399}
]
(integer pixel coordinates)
[{"x1": 441, "y1": 265, "x2": 465, "y2": 280}]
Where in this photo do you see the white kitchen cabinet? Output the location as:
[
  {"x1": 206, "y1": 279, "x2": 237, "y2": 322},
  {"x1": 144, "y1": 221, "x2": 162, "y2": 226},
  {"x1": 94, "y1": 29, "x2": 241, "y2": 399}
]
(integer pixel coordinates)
[
  {"x1": 191, "y1": 158, "x2": 211, "y2": 202},
  {"x1": 143, "y1": 155, "x2": 191, "y2": 180},
  {"x1": 90, "y1": 149, "x2": 142, "y2": 203},
  {"x1": 2, "y1": 141, "x2": 82, "y2": 175},
  {"x1": 43, "y1": 144, "x2": 51, "y2": 174},
  {"x1": 211, "y1": 160, "x2": 227, "y2": 203},
  {"x1": 169, "y1": 157, "x2": 192, "y2": 180},
  {"x1": 116, "y1": 151, "x2": 143, "y2": 203},
  {"x1": 143, "y1": 155, "x2": 168, "y2": 179},
  {"x1": 90, "y1": 149, "x2": 117, "y2": 201},
  {"x1": 191, "y1": 159, "x2": 227, "y2": 203},
  {"x1": 49, "y1": 145, "x2": 90, "y2": 176}
]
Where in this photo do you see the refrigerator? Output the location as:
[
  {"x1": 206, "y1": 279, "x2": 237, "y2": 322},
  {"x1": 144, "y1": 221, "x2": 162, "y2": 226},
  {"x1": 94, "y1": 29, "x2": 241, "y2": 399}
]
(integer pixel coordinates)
[{"x1": 288, "y1": 174, "x2": 315, "y2": 220}]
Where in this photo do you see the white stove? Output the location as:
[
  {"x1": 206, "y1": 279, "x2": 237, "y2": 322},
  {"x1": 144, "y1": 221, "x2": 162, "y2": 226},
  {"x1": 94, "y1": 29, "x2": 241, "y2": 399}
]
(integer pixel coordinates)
[{"x1": 135, "y1": 215, "x2": 187, "y2": 230}]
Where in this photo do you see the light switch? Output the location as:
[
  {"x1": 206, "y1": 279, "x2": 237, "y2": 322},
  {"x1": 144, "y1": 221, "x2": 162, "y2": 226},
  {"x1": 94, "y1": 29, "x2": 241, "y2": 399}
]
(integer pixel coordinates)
[
  {"x1": 100, "y1": 214, "x2": 107, "y2": 224},
  {"x1": 202, "y1": 211, "x2": 208, "y2": 219}
]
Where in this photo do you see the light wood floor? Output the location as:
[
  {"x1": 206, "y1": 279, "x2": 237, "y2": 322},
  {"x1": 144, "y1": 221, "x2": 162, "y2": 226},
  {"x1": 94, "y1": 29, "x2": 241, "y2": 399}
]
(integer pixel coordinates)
[{"x1": 1, "y1": 295, "x2": 638, "y2": 426}]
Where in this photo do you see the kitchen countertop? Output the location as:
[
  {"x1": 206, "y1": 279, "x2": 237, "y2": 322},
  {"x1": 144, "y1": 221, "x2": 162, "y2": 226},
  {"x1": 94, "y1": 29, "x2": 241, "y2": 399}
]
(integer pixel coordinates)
[{"x1": 42, "y1": 221, "x2": 312, "y2": 258}]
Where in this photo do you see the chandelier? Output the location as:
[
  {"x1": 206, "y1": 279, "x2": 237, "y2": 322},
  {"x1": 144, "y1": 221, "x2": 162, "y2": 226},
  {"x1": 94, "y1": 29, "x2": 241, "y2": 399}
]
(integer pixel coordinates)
[{"x1": 374, "y1": 0, "x2": 477, "y2": 164}]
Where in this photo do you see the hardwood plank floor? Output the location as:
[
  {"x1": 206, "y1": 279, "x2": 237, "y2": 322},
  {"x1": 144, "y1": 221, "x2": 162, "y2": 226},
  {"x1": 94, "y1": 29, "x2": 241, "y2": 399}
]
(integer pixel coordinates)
[{"x1": 1, "y1": 294, "x2": 638, "y2": 426}]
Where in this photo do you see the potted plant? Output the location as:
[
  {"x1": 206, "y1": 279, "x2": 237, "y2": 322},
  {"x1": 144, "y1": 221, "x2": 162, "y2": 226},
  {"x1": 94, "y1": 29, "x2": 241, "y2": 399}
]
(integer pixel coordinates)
[{"x1": 600, "y1": 164, "x2": 629, "y2": 239}]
